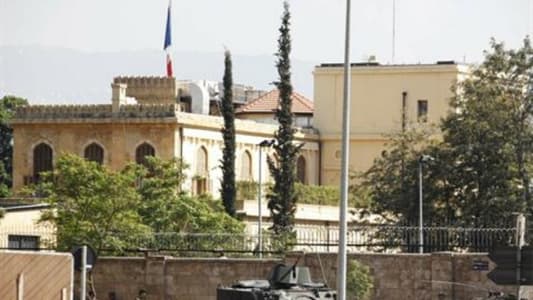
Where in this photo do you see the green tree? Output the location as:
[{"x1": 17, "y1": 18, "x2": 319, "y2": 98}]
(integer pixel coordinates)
[
  {"x1": 439, "y1": 38, "x2": 533, "y2": 226},
  {"x1": 267, "y1": 1, "x2": 302, "y2": 237},
  {"x1": 220, "y1": 49, "x2": 237, "y2": 217},
  {"x1": 136, "y1": 156, "x2": 243, "y2": 234},
  {"x1": 0, "y1": 95, "x2": 28, "y2": 196},
  {"x1": 0, "y1": 162, "x2": 9, "y2": 197},
  {"x1": 347, "y1": 259, "x2": 374, "y2": 300},
  {"x1": 37, "y1": 154, "x2": 149, "y2": 254},
  {"x1": 355, "y1": 125, "x2": 441, "y2": 224}
]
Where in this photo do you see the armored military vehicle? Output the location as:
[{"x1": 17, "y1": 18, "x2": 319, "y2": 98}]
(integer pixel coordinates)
[{"x1": 217, "y1": 262, "x2": 336, "y2": 300}]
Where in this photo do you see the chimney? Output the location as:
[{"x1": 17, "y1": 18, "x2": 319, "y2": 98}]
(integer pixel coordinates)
[{"x1": 111, "y1": 83, "x2": 127, "y2": 113}]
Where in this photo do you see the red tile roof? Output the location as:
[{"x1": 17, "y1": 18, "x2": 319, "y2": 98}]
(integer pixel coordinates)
[{"x1": 235, "y1": 89, "x2": 314, "y2": 115}]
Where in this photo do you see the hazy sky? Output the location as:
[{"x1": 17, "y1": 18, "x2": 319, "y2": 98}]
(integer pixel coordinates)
[{"x1": 1, "y1": 0, "x2": 531, "y2": 64}]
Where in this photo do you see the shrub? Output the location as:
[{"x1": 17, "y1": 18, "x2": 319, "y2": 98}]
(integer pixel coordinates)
[{"x1": 347, "y1": 259, "x2": 373, "y2": 300}]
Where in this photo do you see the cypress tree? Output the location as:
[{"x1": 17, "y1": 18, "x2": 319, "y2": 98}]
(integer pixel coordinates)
[
  {"x1": 267, "y1": 1, "x2": 302, "y2": 236},
  {"x1": 220, "y1": 49, "x2": 236, "y2": 217}
]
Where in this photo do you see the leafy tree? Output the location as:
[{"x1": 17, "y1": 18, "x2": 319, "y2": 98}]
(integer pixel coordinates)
[
  {"x1": 0, "y1": 162, "x2": 9, "y2": 197},
  {"x1": 267, "y1": 1, "x2": 302, "y2": 237},
  {"x1": 37, "y1": 154, "x2": 149, "y2": 254},
  {"x1": 347, "y1": 259, "x2": 374, "y2": 300},
  {"x1": 0, "y1": 95, "x2": 28, "y2": 195},
  {"x1": 220, "y1": 49, "x2": 237, "y2": 217},
  {"x1": 355, "y1": 125, "x2": 441, "y2": 224},
  {"x1": 136, "y1": 156, "x2": 243, "y2": 234}
]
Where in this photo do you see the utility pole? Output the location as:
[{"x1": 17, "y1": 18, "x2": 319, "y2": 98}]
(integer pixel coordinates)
[
  {"x1": 516, "y1": 213, "x2": 526, "y2": 299},
  {"x1": 337, "y1": 0, "x2": 351, "y2": 299}
]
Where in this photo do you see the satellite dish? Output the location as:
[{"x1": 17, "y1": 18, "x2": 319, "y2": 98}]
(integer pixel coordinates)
[{"x1": 71, "y1": 245, "x2": 97, "y2": 271}]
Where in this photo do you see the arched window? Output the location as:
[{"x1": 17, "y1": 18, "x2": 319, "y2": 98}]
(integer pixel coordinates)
[
  {"x1": 296, "y1": 155, "x2": 306, "y2": 184},
  {"x1": 241, "y1": 151, "x2": 252, "y2": 181},
  {"x1": 194, "y1": 146, "x2": 209, "y2": 195},
  {"x1": 135, "y1": 142, "x2": 155, "y2": 166},
  {"x1": 84, "y1": 143, "x2": 104, "y2": 164},
  {"x1": 196, "y1": 146, "x2": 208, "y2": 176},
  {"x1": 33, "y1": 143, "x2": 53, "y2": 181}
]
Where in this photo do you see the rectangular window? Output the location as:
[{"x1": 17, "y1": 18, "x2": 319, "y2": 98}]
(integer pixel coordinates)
[
  {"x1": 8, "y1": 235, "x2": 40, "y2": 250},
  {"x1": 417, "y1": 100, "x2": 428, "y2": 122}
]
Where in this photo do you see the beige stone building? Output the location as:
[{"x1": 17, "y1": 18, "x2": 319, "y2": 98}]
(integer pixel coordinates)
[
  {"x1": 313, "y1": 61, "x2": 469, "y2": 185},
  {"x1": 9, "y1": 61, "x2": 469, "y2": 203},
  {"x1": 10, "y1": 77, "x2": 320, "y2": 196}
]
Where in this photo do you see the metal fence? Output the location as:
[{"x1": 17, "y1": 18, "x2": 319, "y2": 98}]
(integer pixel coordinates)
[
  {"x1": 295, "y1": 225, "x2": 517, "y2": 253},
  {"x1": 0, "y1": 225, "x2": 517, "y2": 255}
]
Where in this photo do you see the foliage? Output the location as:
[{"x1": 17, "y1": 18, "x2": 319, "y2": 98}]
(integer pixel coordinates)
[
  {"x1": 236, "y1": 180, "x2": 258, "y2": 201},
  {"x1": 438, "y1": 38, "x2": 533, "y2": 225},
  {"x1": 35, "y1": 154, "x2": 245, "y2": 255},
  {"x1": 0, "y1": 95, "x2": 28, "y2": 193},
  {"x1": 295, "y1": 183, "x2": 370, "y2": 208},
  {"x1": 267, "y1": 1, "x2": 302, "y2": 238},
  {"x1": 355, "y1": 125, "x2": 440, "y2": 224},
  {"x1": 0, "y1": 162, "x2": 9, "y2": 197},
  {"x1": 37, "y1": 154, "x2": 149, "y2": 255},
  {"x1": 136, "y1": 156, "x2": 243, "y2": 234},
  {"x1": 220, "y1": 49, "x2": 237, "y2": 217},
  {"x1": 347, "y1": 259, "x2": 374, "y2": 300},
  {"x1": 355, "y1": 38, "x2": 533, "y2": 227},
  {"x1": 134, "y1": 157, "x2": 187, "y2": 232}
]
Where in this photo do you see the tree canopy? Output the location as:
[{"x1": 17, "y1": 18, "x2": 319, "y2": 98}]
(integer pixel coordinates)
[
  {"x1": 38, "y1": 154, "x2": 148, "y2": 254},
  {"x1": 356, "y1": 38, "x2": 533, "y2": 227},
  {"x1": 37, "y1": 154, "x2": 243, "y2": 254},
  {"x1": 0, "y1": 95, "x2": 28, "y2": 196},
  {"x1": 219, "y1": 49, "x2": 237, "y2": 217},
  {"x1": 267, "y1": 0, "x2": 302, "y2": 237}
]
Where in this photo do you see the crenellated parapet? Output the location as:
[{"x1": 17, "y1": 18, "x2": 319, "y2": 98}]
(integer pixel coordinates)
[
  {"x1": 118, "y1": 104, "x2": 179, "y2": 118},
  {"x1": 14, "y1": 105, "x2": 114, "y2": 119},
  {"x1": 12, "y1": 104, "x2": 180, "y2": 122},
  {"x1": 113, "y1": 76, "x2": 178, "y2": 105}
]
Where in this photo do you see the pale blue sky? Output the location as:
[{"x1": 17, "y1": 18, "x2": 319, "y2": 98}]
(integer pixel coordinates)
[{"x1": 1, "y1": 0, "x2": 530, "y2": 64}]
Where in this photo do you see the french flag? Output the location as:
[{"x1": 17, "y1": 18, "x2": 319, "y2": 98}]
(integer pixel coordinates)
[{"x1": 164, "y1": 0, "x2": 173, "y2": 77}]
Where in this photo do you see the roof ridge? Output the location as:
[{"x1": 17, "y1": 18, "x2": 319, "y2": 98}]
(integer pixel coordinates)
[{"x1": 292, "y1": 92, "x2": 314, "y2": 110}]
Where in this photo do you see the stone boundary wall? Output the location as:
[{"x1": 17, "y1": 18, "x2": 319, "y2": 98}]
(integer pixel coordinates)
[
  {"x1": 92, "y1": 257, "x2": 280, "y2": 300},
  {"x1": 91, "y1": 252, "x2": 522, "y2": 300}
]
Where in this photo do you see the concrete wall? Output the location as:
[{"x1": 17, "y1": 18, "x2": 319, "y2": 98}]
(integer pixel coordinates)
[{"x1": 91, "y1": 253, "x2": 519, "y2": 300}]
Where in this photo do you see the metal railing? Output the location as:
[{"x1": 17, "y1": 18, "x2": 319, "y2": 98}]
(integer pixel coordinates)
[{"x1": 0, "y1": 225, "x2": 517, "y2": 255}]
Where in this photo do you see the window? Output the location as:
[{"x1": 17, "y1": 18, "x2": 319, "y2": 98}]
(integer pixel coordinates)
[
  {"x1": 417, "y1": 100, "x2": 428, "y2": 122},
  {"x1": 194, "y1": 146, "x2": 209, "y2": 195},
  {"x1": 84, "y1": 143, "x2": 104, "y2": 164},
  {"x1": 296, "y1": 155, "x2": 307, "y2": 184},
  {"x1": 135, "y1": 143, "x2": 155, "y2": 166},
  {"x1": 196, "y1": 146, "x2": 208, "y2": 176},
  {"x1": 33, "y1": 143, "x2": 53, "y2": 182},
  {"x1": 241, "y1": 151, "x2": 252, "y2": 181},
  {"x1": 8, "y1": 235, "x2": 40, "y2": 250}
]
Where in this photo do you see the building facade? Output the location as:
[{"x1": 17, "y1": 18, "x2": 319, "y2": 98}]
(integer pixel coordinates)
[
  {"x1": 10, "y1": 61, "x2": 468, "y2": 193},
  {"x1": 10, "y1": 77, "x2": 320, "y2": 196},
  {"x1": 313, "y1": 62, "x2": 469, "y2": 185}
]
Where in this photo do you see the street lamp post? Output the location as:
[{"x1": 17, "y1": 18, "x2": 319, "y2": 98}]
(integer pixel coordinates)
[
  {"x1": 257, "y1": 139, "x2": 275, "y2": 259},
  {"x1": 418, "y1": 154, "x2": 434, "y2": 254}
]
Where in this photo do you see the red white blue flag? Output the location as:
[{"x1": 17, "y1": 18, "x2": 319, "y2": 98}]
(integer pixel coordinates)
[{"x1": 164, "y1": 0, "x2": 173, "y2": 77}]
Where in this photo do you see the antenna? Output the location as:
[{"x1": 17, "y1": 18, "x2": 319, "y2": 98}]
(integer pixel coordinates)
[{"x1": 392, "y1": 0, "x2": 396, "y2": 64}]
